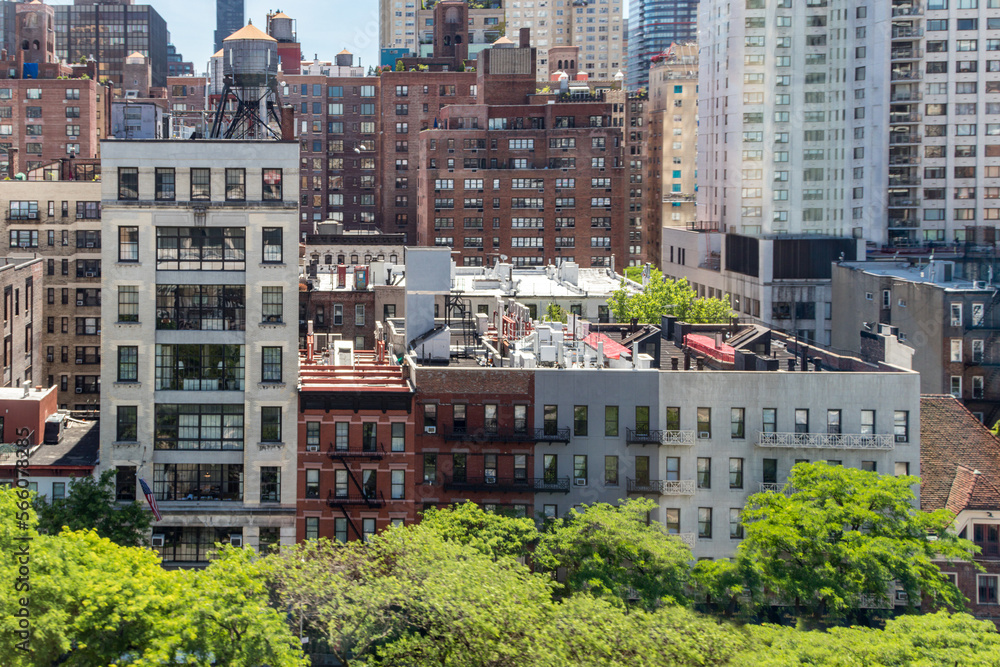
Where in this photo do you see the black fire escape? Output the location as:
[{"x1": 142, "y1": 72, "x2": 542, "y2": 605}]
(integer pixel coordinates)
[{"x1": 326, "y1": 442, "x2": 387, "y2": 539}]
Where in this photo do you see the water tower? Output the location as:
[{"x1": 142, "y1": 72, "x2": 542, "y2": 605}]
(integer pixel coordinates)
[{"x1": 209, "y1": 22, "x2": 281, "y2": 140}]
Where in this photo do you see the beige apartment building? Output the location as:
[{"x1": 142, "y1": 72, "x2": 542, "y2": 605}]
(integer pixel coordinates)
[{"x1": 647, "y1": 46, "x2": 698, "y2": 233}]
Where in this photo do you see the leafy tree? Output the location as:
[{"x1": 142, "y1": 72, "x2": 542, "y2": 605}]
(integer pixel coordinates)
[
  {"x1": 34, "y1": 469, "x2": 151, "y2": 547},
  {"x1": 419, "y1": 502, "x2": 538, "y2": 560},
  {"x1": 395, "y1": 59, "x2": 404, "y2": 71},
  {"x1": 135, "y1": 547, "x2": 307, "y2": 667},
  {"x1": 691, "y1": 558, "x2": 756, "y2": 619},
  {"x1": 544, "y1": 302, "x2": 568, "y2": 324},
  {"x1": 533, "y1": 499, "x2": 691, "y2": 609},
  {"x1": 607, "y1": 269, "x2": 733, "y2": 324},
  {"x1": 737, "y1": 611, "x2": 1000, "y2": 667},
  {"x1": 736, "y1": 462, "x2": 977, "y2": 622},
  {"x1": 537, "y1": 595, "x2": 751, "y2": 667}
]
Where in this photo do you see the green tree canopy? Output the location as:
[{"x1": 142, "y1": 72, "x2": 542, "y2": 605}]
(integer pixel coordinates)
[
  {"x1": 735, "y1": 462, "x2": 977, "y2": 621},
  {"x1": 533, "y1": 498, "x2": 691, "y2": 609},
  {"x1": 608, "y1": 268, "x2": 733, "y2": 324},
  {"x1": 419, "y1": 502, "x2": 539, "y2": 560},
  {"x1": 34, "y1": 469, "x2": 152, "y2": 547}
]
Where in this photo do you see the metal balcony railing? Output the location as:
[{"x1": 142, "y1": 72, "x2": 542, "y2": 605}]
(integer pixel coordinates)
[
  {"x1": 327, "y1": 443, "x2": 386, "y2": 459},
  {"x1": 891, "y1": 27, "x2": 923, "y2": 39},
  {"x1": 756, "y1": 432, "x2": 895, "y2": 450},
  {"x1": 326, "y1": 490, "x2": 385, "y2": 507},
  {"x1": 626, "y1": 478, "x2": 696, "y2": 495},
  {"x1": 890, "y1": 91, "x2": 922, "y2": 102},
  {"x1": 625, "y1": 428, "x2": 696, "y2": 445},
  {"x1": 889, "y1": 134, "x2": 922, "y2": 145},
  {"x1": 888, "y1": 197, "x2": 921, "y2": 207},
  {"x1": 440, "y1": 475, "x2": 570, "y2": 493},
  {"x1": 443, "y1": 424, "x2": 570, "y2": 443},
  {"x1": 758, "y1": 482, "x2": 789, "y2": 494},
  {"x1": 891, "y1": 70, "x2": 922, "y2": 81}
]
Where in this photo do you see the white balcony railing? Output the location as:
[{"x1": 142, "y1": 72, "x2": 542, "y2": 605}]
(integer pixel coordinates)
[
  {"x1": 662, "y1": 430, "x2": 696, "y2": 445},
  {"x1": 758, "y1": 482, "x2": 790, "y2": 494},
  {"x1": 672, "y1": 532, "x2": 696, "y2": 548},
  {"x1": 661, "y1": 479, "x2": 697, "y2": 495},
  {"x1": 756, "y1": 432, "x2": 895, "y2": 450}
]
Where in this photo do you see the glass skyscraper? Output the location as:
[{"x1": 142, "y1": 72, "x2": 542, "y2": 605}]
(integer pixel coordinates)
[
  {"x1": 626, "y1": 0, "x2": 698, "y2": 90},
  {"x1": 214, "y1": 0, "x2": 244, "y2": 54}
]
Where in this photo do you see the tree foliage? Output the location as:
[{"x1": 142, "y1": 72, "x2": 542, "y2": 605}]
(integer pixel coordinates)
[
  {"x1": 419, "y1": 502, "x2": 538, "y2": 560},
  {"x1": 735, "y1": 462, "x2": 976, "y2": 621},
  {"x1": 543, "y1": 303, "x2": 568, "y2": 324},
  {"x1": 34, "y1": 469, "x2": 151, "y2": 547},
  {"x1": 533, "y1": 498, "x2": 691, "y2": 609},
  {"x1": 608, "y1": 268, "x2": 733, "y2": 324}
]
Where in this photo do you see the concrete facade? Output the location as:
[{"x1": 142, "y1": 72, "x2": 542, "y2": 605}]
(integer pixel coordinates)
[{"x1": 99, "y1": 140, "x2": 300, "y2": 564}]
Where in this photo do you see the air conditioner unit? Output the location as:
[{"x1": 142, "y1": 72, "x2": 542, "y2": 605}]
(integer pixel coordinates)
[
  {"x1": 895, "y1": 434, "x2": 906, "y2": 442},
  {"x1": 230, "y1": 534, "x2": 243, "y2": 548},
  {"x1": 76, "y1": 300, "x2": 84, "y2": 306},
  {"x1": 574, "y1": 478, "x2": 587, "y2": 486},
  {"x1": 75, "y1": 359, "x2": 82, "y2": 364},
  {"x1": 151, "y1": 534, "x2": 165, "y2": 548},
  {"x1": 18, "y1": 242, "x2": 29, "y2": 248},
  {"x1": 75, "y1": 387, "x2": 82, "y2": 393},
  {"x1": 425, "y1": 426, "x2": 437, "y2": 434},
  {"x1": 85, "y1": 272, "x2": 95, "y2": 278},
  {"x1": 485, "y1": 476, "x2": 497, "y2": 484},
  {"x1": 46, "y1": 354, "x2": 53, "y2": 362},
  {"x1": 699, "y1": 432, "x2": 711, "y2": 439},
  {"x1": 306, "y1": 444, "x2": 319, "y2": 452},
  {"x1": 86, "y1": 243, "x2": 94, "y2": 248},
  {"x1": 895, "y1": 590, "x2": 908, "y2": 603}
]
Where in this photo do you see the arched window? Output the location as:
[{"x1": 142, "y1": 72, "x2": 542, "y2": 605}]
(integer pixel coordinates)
[{"x1": 444, "y1": 35, "x2": 451, "y2": 46}]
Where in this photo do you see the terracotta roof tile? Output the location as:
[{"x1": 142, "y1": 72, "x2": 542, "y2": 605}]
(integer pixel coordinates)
[{"x1": 920, "y1": 395, "x2": 1000, "y2": 513}]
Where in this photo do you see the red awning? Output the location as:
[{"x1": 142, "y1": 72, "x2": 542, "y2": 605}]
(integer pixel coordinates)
[{"x1": 582, "y1": 332, "x2": 630, "y2": 360}]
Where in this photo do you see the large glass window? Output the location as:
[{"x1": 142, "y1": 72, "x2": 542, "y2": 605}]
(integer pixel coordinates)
[
  {"x1": 544, "y1": 405, "x2": 558, "y2": 434},
  {"x1": 604, "y1": 455, "x2": 619, "y2": 485},
  {"x1": 154, "y1": 404, "x2": 245, "y2": 450},
  {"x1": 118, "y1": 285, "x2": 139, "y2": 322},
  {"x1": 260, "y1": 467, "x2": 280, "y2": 502},
  {"x1": 574, "y1": 405, "x2": 588, "y2": 436},
  {"x1": 156, "y1": 227, "x2": 246, "y2": 271},
  {"x1": 391, "y1": 422, "x2": 405, "y2": 451},
  {"x1": 155, "y1": 285, "x2": 245, "y2": 331},
  {"x1": 763, "y1": 408, "x2": 777, "y2": 433},
  {"x1": 894, "y1": 411, "x2": 909, "y2": 442},
  {"x1": 155, "y1": 345, "x2": 244, "y2": 390},
  {"x1": 543, "y1": 454, "x2": 558, "y2": 483},
  {"x1": 730, "y1": 408, "x2": 745, "y2": 438},
  {"x1": 697, "y1": 408, "x2": 711, "y2": 437},
  {"x1": 698, "y1": 507, "x2": 713, "y2": 538},
  {"x1": 665, "y1": 407, "x2": 680, "y2": 431},
  {"x1": 604, "y1": 405, "x2": 619, "y2": 436},
  {"x1": 153, "y1": 463, "x2": 243, "y2": 500}
]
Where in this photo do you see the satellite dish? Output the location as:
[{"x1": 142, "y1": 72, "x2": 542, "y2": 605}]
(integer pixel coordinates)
[{"x1": 500, "y1": 254, "x2": 508, "y2": 261}]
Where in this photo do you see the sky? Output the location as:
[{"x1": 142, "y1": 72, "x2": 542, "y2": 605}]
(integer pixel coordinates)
[{"x1": 50, "y1": 1, "x2": 383, "y2": 74}]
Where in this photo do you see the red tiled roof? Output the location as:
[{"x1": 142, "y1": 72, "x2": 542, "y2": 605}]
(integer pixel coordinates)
[
  {"x1": 684, "y1": 333, "x2": 735, "y2": 364},
  {"x1": 920, "y1": 395, "x2": 1000, "y2": 513}
]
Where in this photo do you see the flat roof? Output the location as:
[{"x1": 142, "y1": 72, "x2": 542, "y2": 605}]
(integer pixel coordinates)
[
  {"x1": 450, "y1": 266, "x2": 630, "y2": 298},
  {"x1": 839, "y1": 261, "x2": 994, "y2": 290},
  {"x1": 0, "y1": 419, "x2": 98, "y2": 469}
]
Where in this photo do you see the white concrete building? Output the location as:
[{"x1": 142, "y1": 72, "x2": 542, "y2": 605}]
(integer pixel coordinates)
[
  {"x1": 696, "y1": 0, "x2": 891, "y2": 242},
  {"x1": 99, "y1": 140, "x2": 300, "y2": 564}
]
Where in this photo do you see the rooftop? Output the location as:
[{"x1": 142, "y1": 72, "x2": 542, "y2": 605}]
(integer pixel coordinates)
[
  {"x1": 838, "y1": 260, "x2": 995, "y2": 291},
  {"x1": 299, "y1": 338, "x2": 412, "y2": 393},
  {"x1": 0, "y1": 419, "x2": 99, "y2": 469},
  {"x1": 450, "y1": 263, "x2": 631, "y2": 299},
  {"x1": 920, "y1": 395, "x2": 1000, "y2": 513}
]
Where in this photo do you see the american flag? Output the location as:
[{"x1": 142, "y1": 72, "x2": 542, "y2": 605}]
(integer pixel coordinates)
[{"x1": 139, "y1": 478, "x2": 162, "y2": 522}]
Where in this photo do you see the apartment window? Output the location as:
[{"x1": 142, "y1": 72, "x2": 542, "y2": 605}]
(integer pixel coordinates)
[
  {"x1": 697, "y1": 408, "x2": 711, "y2": 438},
  {"x1": 885, "y1": 408, "x2": 907, "y2": 445},
  {"x1": 225, "y1": 169, "x2": 246, "y2": 201},
  {"x1": 665, "y1": 407, "x2": 680, "y2": 431},
  {"x1": 795, "y1": 409, "x2": 809, "y2": 434},
  {"x1": 262, "y1": 169, "x2": 283, "y2": 200},
  {"x1": 305, "y1": 469, "x2": 320, "y2": 499},
  {"x1": 730, "y1": 408, "x2": 745, "y2": 438},
  {"x1": 117, "y1": 346, "x2": 138, "y2": 382},
  {"x1": 190, "y1": 168, "x2": 211, "y2": 200},
  {"x1": 118, "y1": 167, "x2": 138, "y2": 200},
  {"x1": 260, "y1": 407, "x2": 282, "y2": 442},
  {"x1": 260, "y1": 467, "x2": 281, "y2": 502},
  {"x1": 862, "y1": 461, "x2": 877, "y2": 472},
  {"x1": 116, "y1": 406, "x2": 138, "y2": 441},
  {"x1": 514, "y1": 405, "x2": 527, "y2": 433},
  {"x1": 261, "y1": 286, "x2": 282, "y2": 323},
  {"x1": 952, "y1": 376, "x2": 963, "y2": 398},
  {"x1": 697, "y1": 458, "x2": 711, "y2": 489},
  {"x1": 604, "y1": 456, "x2": 619, "y2": 485},
  {"x1": 543, "y1": 454, "x2": 559, "y2": 484},
  {"x1": 730, "y1": 509, "x2": 744, "y2": 539},
  {"x1": 355, "y1": 304, "x2": 365, "y2": 327},
  {"x1": 118, "y1": 226, "x2": 139, "y2": 262},
  {"x1": 154, "y1": 168, "x2": 175, "y2": 201},
  {"x1": 826, "y1": 409, "x2": 841, "y2": 435},
  {"x1": 423, "y1": 404, "x2": 437, "y2": 433},
  {"x1": 729, "y1": 458, "x2": 744, "y2": 489},
  {"x1": 154, "y1": 405, "x2": 244, "y2": 451},
  {"x1": 304, "y1": 517, "x2": 319, "y2": 540},
  {"x1": 979, "y1": 575, "x2": 999, "y2": 605},
  {"x1": 574, "y1": 455, "x2": 588, "y2": 485},
  {"x1": 861, "y1": 410, "x2": 875, "y2": 435},
  {"x1": 951, "y1": 303, "x2": 963, "y2": 327},
  {"x1": 390, "y1": 422, "x2": 405, "y2": 452},
  {"x1": 156, "y1": 228, "x2": 246, "y2": 271},
  {"x1": 574, "y1": 405, "x2": 588, "y2": 436},
  {"x1": 305, "y1": 422, "x2": 320, "y2": 449},
  {"x1": 698, "y1": 508, "x2": 713, "y2": 539},
  {"x1": 115, "y1": 466, "x2": 136, "y2": 501},
  {"x1": 634, "y1": 455, "x2": 650, "y2": 485},
  {"x1": 261, "y1": 347, "x2": 282, "y2": 382},
  {"x1": 391, "y1": 470, "x2": 405, "y2": 500},
  {"x1": 262, "y1": 228, "x2": 283, "y2": 263},
  {"x1": 665, "y1": 508, "x2": 680, "y2": 534},
  {"x1": 895, "y1": 462, "x2": 910, "y2": 477},
  {"x1": 544, "y1": 405, "x2": 558, "y2": 435},
  {"x1": 604, "y1": 405, "x2": 618, "y2": 436},
  {"x1": 763, "y1": 458, "x2": 778, "y2": 485}
]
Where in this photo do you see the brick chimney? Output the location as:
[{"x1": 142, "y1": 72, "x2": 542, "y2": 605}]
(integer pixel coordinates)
[
  {"x1": 7, "y1": 147, "x2": 19, "y2": 178},
  {"x1": 280, "y1": 105, "x2": 295, "y2": 141}
]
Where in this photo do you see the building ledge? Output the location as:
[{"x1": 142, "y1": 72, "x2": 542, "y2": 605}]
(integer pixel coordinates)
[
  {"x1": 257, "y1": 382, "x2": 288, "y2": 390},
  {"x1": 258, "y1": 442, "x2": 285, "y2": 450}
]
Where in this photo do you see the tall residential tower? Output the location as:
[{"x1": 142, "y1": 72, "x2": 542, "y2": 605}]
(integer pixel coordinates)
[{"x1": 214, "y1": 0, "x2": 245, "y2": 54}]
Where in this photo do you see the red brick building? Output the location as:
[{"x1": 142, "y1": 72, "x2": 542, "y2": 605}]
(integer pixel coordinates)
[
  {"x1": 410, "y1": 363, "x2": 569, "y2": 515},
  {"x1": 920, "y1": 394, "x2": 1000, "y2": 627},
  {"x1": 299, "y1": 263, "x2": 377, "y2": 351},
  {"x1": 297, "y1": 346, "x2": 416, "y2": 542}
]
